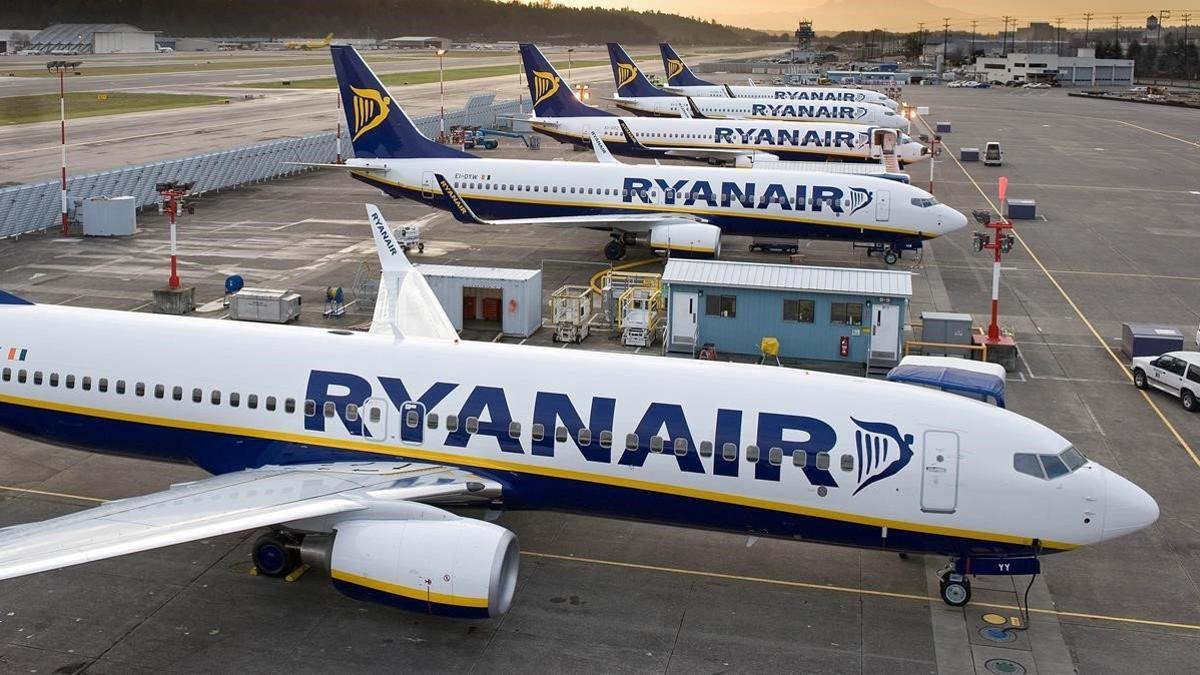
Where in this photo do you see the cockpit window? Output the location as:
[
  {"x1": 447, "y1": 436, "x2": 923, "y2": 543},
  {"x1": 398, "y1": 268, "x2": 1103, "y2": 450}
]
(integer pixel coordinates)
[
  {"x1": 884, "y1": 111, "x2": 895, "y2": 116},
  {"x1": 1014, "y1": 447, "x2": 1089, "y2": 480},
  {"x1": 911, "y1": 197, "x2": 940, "y2": 208}
]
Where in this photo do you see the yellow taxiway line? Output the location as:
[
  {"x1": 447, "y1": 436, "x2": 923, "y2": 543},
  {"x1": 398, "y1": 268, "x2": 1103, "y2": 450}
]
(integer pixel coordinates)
[
  {"x1": 1114, "y1": 120, "x2": 1200, "y2": 149},
  {"x1": 917, "y1": 115, "x2": 1200, "y2": 470}
]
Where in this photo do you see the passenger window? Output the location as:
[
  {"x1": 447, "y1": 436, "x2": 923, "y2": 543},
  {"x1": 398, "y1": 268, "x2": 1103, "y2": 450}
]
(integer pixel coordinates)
[
  {"x1": 135, "y1": 382, "x2": 145, "y2": 397},
  {"x1": 82, "y1": 376, "x2": 92, "y2": 391},
  {"x1": 154, "y1": 384, "x2": 165, "y2": 399},
  {"x1": 674, "y1": 437, "x2": 689, "y2": 456},
  {"x1": 116, "y1": 380, "x2": 125, "y2": 394},
  {"x1": 1013, "y1": 453, "x2": 1043, "y2": 478},
  {"x1": 323, "y1": 401, "x2": 335, "y2": 418},
  {"x1": 650, "y1": 436, "x2": 664, "y2": 453},
  {"x1": 33, "y1": 371, "x2": 43, "y2": 385},
  {"x1": 66, "y1": 374, "x2": 75, "y2": 389},
  {"x1": 531, "y1": 422, "x2": 544, "y2": 441},
  {"x1": 266, "y1": 396, "x2": 277, "y2": 411},
  {"x1": 98, "y1": 378, "x2": 108, "y2": 392},
  {"x1": 285, "y1": 398, "x2": 296, "y2": 414},
  {"x1": 1, "y1": 368, "x2": 9, "y2": 382},
  {"x1": 745, "y1": 445, "x2": 760, "y2": 463},
  {"x1": 1039, "y1": 454, "x2": 1070, "y2": 479},
  {"x1": 769, "y1": 447, "x2": 783, "y2": 466},
  {"x1": 427, "y1": 413, "x2": 439, "y2": 429},
  {"x1": 841, "y1": 454, "x2": 854, "y2": 472},
  {"x1": 625, "y1": 433, "x2": 639, "y2": 450},
  {"x1": 50, "y1": 373, "x2": 59, "y2": 387},
  {"x1": 230, "y1": 392, "x2": 240, "y2": 407},
  {"x1": 193, "y1": 388, "x2": 203, "y2": 403},
  {"x1": 446, "y1": 414, "x2": 458, "y2": 432},
  {"x1": 345, "y1": 404, "x2": 358, "y2": 422},
  {"x1": 247, "y1": 394, "x2": 258, "y2": 409},
  {"x1": 303, "y1": 399, "x2": 315, "y2": 416},
  {"x1": 510, "y1": 421, "x2": 523, "y2": 440},
  {"x1": 406, "y1": 410, "x2": 419, "y2": 428},
  {"x1": 722, "y1": 442, "x2": 737, "y2": 461},
  {"x1": 17, "y1": 370, "x2": 27, "y2": 384},
  {"x1": 598, "y1": 430, "x2": 612, "y2": 449},
  {"x1": 578, "y1": 428, "x2": 592, "y2": 445},
  {"x1": 555, "y1": 425, "x2": 567, "y2": 442},
  {"x1": 816, "y1": 452, "x2": 830, "y2": 471},
  {"x1": 211, "y1": 390, "x2": 221, "y2": 405},
  {"x1": 172, "y1": 386, "x2": 183, "y2": 401},
  {"x1": 369, "y1": 407, "x2": 382, "y2": 424},
  {"x1": 699, "y1": 441, "x2": 713, "y2": 458},
  {"x1": 465, "y1": 416, "x2": 480, "y2": 434}
]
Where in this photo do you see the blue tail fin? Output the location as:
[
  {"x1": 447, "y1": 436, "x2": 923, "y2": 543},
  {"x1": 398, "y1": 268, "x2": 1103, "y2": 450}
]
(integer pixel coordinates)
[
  {"x1": 0, "y1": 290, "x2": 32, "y2": 305},
  {"x1": 607, "y1": 43, "x2": 673, "y2": 98},
  {"x1": 659, "y1": 43, "x2": 713, "y2": 87},
  {"x1": 330, "y1": 45, "x2": 474, "y2": 160},
  {"x1": 519, "y1": 43, "x2": 613, "y2": 118}
]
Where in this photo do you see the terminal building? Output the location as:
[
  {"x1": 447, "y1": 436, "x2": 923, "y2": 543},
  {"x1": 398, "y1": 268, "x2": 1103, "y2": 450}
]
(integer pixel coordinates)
[
  {"x1": 970, "y1": 48, "x2": 1134, "y2": 86},
  {"x1": 661, "y1": 259, "x2": 911, "y2": 370}
]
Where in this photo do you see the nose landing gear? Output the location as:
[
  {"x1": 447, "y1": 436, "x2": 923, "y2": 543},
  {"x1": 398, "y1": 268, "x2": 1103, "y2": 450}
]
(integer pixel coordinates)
[{"x1": 939, "y1": 569, "x2": 972, "y2": 607}]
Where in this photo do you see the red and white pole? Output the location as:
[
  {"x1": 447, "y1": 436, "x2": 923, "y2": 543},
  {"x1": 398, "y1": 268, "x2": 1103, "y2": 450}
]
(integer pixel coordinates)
[
  {"x1": 167, "y1": 192, "x2": 180, "y2": 289},
  {"x1": 986, "y1": 177, "x2": 1010, "y2": 342},
  {"x1": 58, "y1": 67, "x2": 69, "y2": 236}
]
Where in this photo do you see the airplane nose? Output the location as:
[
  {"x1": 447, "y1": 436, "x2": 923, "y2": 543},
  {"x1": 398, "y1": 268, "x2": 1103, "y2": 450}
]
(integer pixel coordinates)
[
  {"x1": 941, "y1": 207, "x2": 969, "y2": 233},
  {"x1": 1101, "y1": 468, "x2": 1159, "y2": 541}
]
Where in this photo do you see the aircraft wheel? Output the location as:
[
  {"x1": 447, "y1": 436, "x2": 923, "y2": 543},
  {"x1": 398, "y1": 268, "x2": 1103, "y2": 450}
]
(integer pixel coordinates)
[
  {"x1": 418, "y1": 243, "x2": 425, "y2": 253},
  {"x1": 1133, "y1": 369, "x2": 1148, "y2": 390},
  {"x1": 883, "y1": 250, "x2": 899, "y2": 265},
  {"x1": 253, "y1": 531, "x2": 301, "y2": 578},
  {"x1": 604, "y1": 239, "x2": 627, "y2": 261},
  {"x1": 939, "y1": 576, "x2": 971, "y2": 607}
]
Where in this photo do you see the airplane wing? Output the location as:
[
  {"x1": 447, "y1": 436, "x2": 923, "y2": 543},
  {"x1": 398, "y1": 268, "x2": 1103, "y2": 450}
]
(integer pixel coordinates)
[
  {"x1": 432, "y1": 173, "x2": 705, "y2": 233},
  {"x1": 0, "y1": 462, "x2": 500, "y2": 582},
  {"x1": 662, "y1": 148, "x2": 775, "y2": 162},
  {"x1": 365, "y1": 204, "x2": 459, "y2": 341}
]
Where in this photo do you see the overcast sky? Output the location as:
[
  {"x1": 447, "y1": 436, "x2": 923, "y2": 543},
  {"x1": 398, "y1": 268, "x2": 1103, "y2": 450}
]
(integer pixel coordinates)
[{"x1": 556, "y1": 1, "x2": 1175, "y2": 32}]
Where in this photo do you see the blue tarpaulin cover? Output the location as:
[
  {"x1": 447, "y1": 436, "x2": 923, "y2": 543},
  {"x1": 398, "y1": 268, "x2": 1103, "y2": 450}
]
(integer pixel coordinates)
[{"x1": 887, "y1": 362, "x2": 1006, "y2": 407}]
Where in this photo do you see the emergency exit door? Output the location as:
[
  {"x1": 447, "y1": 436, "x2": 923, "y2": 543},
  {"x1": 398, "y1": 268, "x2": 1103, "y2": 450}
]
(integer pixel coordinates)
[
  {"x1": 361, "y1": 397, "x2": 389, "y2": 442},
  {"x1": 421, "y1": 171, "x2": 436, "y2": 199},
  {"x1": 400, "y1": 401, "x2": 426, "y2": 445},
  {"x1": 921, "y1": 430, "x2": 960, "y2": 512}
]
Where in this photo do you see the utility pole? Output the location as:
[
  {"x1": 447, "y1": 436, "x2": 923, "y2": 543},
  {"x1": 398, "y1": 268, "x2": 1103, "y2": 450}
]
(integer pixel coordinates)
[
  {"x1": 1157, "y1": 10, "x2": 1171, "y2": 78},
  {"x1": 1114, "y1": 16, "x2": 1121, "y2": 54},
  {"x1": 942, "y1": 18, "x2": 950, "y2": 69},
  {"x1": 970, "y1": 20, "x2": 978, "y2": 58},
  {"x1": 918, "y1": 22, "x2": 925, "y2": 63},
  {"x1": 1056, "y1": 18, "x2": 1063, "y2": 56},
  {"x1": 1002, "y1": 16, "x2": 1011, "y2": 56},
  {"x1": 1084, "y1": 12, "x2": 1094, "y2": 48},
  {"x1": 1184, "y1": 14, "x2": 1193, "y2": 83},
  {"x1": 437, "y1": 48, "x2": 447, "y2": 142}
]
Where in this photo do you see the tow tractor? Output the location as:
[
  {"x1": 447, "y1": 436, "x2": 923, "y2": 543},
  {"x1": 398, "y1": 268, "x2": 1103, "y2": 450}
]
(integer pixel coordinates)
[
  {"x1": 455, "y1": 126, "x2": 540, "y2": 151},
  {"x1": 393, "y1": 223, "x2": 424, "y2": 253}
]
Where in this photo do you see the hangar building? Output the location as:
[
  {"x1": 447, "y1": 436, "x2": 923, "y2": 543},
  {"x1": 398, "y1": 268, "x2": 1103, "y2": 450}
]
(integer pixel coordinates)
[{"x1": 27, "y1": 24, "x2": 156, "y2": 55}]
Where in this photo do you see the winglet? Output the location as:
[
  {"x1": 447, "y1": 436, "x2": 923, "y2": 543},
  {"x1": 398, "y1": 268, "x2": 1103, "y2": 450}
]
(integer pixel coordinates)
[
  {"x1": 723, "y1": 83, "x2": 736, "y2": 98},
  {"x1": 0, "y1": 290, "x2": 32, "y2": 305},
  {"x1": 366, "y1": 203, "x2": 413, "y2": 273},
  {"x1": 615, "y1": 119, "x2": 649, "y2": 151},
  {"x1": 588, "y1": 129, "x2": 620, "y2": 164},
  {"x1": 433, "y1": 173, "x2": 485, "y2": 225}
]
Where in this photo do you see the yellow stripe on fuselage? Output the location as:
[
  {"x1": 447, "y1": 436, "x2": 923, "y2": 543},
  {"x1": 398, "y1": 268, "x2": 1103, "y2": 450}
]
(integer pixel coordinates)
[
  {"x1": 331, "y1": 569, "x2": 489, "y2": 608},
  {"x1": 0, "y1": 391, "x2": 1076, "y2": 551}
]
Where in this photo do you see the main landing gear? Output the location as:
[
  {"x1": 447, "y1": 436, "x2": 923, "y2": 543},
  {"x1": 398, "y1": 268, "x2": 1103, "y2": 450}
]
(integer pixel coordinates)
[{"x1": 252, "y1": 530, "x2": 304, "y2": 579}]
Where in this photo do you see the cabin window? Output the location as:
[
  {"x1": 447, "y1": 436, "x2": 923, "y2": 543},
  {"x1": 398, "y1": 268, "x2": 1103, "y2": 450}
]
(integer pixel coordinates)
[
  {"x1": 841, "y1": 454, "x2": 854, "y2": 472},
  {"x1": 783, "y1": 299, "x2": 814, "y2": 323},
  {"x1": 154, "y1": 384, "x2": 165, "y2": 399},
  {"x1": 33, "y1": 371, "x2": 43, "y2": 385},
  {"x1": 699, "y1": 441, "x2": 713, "y2": 458},
  {"x1": 193, "y1": 388, "x2": 203, "y2": 403},
  {"x1": 830, "y1": 302, "x2": 863, "y2": 326},
  {"x1": 82, "y1": 376, "x2": 92, "y2": 391},
  {"x1": 99, "y1": 379, "x2": 109, "y2": 393},
  {"x1": 556, "y1": 425, "x2": 568, "y2": 443},
  {"x1": 465, "y1": 416, "x2": 480, "y2": 434},
  {"x1": 17, "y1": 370, "x2": 27, "y2": 384},
  {"x1": 405, "y1": 409, "x2": 419, "y2": 428},
  {"x1": 369, "y1": 406, "x2": 382, "y2": 424},
  {"x1": 135, "y1": 382, "x2": 145, "y2": 397},
  {"x1": 674, "y1": 438, "x2": 689, "y2": 456},
  {"x1": 50, "y1": 373, "x2": 59, "y2": 387},
  {"x1": 769, "y1": 447, "x2": 783, "y2": 466},
  {"x1": 230, "y1": 392, "x2": 241, "y2": 407},
  {"x1": 705, "y1": 294, "x2": 737, "y2": 318},
  {"x1": 211, "y1": 390, "x2": 222, "y2": 405},
  {"x1": 531, "y1": 423, "x2": 544, "y2": 441},
  {"x1": 66, "y1": 374, "x2": 75, "y2": 389},
  {"x1": 746, "y1": 445, "x2": 761, "y2": 463},
  {"x1": 247, "y1": 394, "x2": 258, "y2": 409},
  {"x1": 649, "y1": 436, "x2": 664, "y2": 453},
  {"x1": 303, "y1": 399, "x2": 315, "y2": 416},
  {"x1": 722, "y1": 442, "x2": 737, "y2": 461},
  {"x1": 626, "y1": 433, "x2": 639, "y2": 450},
  {"x1": 116, "y1": 380, "x2": 126, "y2": 394},
  {"x1": 509, "y1": 421, "x2": 522, "y2": 439},
  {"x1": 577, "y1": 428, "x2": 592, "y2": 446},
  {"x1": 598, "y1": 430, "x2": 612, "y2": 449},
  {"x1": 345, "y1": 404, "x2": 358, "y2": 422},
  {"x1": 427, "y1": 413, "x2": 439, "y2": 429},
  {"x1": 285, "y1": 398, "x2": 296, "y2": 414},
  {"x1": 1, "y1": 368, "x2": 9, "y2": 382},
  {"x1": 322, "y1": 401, "x2": 335, "y2": 418},
  {"x1": 816, "y1": 452, "x2": 831, "y2": 471},
  {"x1": 266, "y1": 396, "x2": 277, "y2": 411}
]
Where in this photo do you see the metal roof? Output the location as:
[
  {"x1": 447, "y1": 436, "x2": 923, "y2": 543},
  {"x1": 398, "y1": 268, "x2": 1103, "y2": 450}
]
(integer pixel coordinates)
[
  {"x1": 32, "y1": 24, "x2": 147, "y2": 45},
  {"x1": 416, "y1": 264, "x2": 540, "y2": 281},
  {"x1": 662, "y1": 259, "x2": 912, "y2": 297}
]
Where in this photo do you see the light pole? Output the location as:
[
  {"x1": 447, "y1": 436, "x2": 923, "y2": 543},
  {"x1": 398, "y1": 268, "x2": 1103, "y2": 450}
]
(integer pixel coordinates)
[
  {"x1": 437, "y1": 48, "x2": 447, "y2": 141},
  {"x1": 567, "y1": 47, "x2": 575, "y2": 81},
  {"x1": 46, "y1": 60, "x2": 80, "y2": 237},
  {"x1": 156, "y1": 181, "x2": 194, "y2": 290}
]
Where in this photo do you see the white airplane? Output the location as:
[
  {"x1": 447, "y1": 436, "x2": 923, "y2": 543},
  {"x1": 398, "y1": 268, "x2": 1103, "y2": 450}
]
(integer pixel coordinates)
[
  {"x1": 659, "y1": 43, "x2": 900, "y2": 111},
  {"x1": 607, "y1": 44, "x2": 909, "y2": 130},
  {"x1": 520, "y1": 43, "x2": 928, "y2": 167},
  {"x1": 0, "y1": 206, "x2": 1160, "y2": 614},
  {"x1": 326, "y1": 45, "x2": 959, "y2": 263}
]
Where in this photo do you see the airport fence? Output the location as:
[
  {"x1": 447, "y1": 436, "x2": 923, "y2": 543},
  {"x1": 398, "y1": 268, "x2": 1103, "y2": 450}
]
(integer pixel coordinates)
[{"x1": 0, "y1": 94, "x2": 525, "y2": 240}]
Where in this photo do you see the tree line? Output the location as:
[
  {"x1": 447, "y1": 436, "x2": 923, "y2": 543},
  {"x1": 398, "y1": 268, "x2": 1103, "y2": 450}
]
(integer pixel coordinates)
[{"x1": 6, "y1": 0, "x2": 770, "y2": 45}]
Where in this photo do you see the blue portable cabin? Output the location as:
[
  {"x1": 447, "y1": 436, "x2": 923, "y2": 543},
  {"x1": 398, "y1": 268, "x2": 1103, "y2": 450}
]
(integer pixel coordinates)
[{"x1": 661, "y1": 259, "x2": 911, "y2": 367}]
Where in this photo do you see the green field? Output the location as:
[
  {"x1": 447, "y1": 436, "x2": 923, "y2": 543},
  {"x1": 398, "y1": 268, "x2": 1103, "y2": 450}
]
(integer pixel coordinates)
[
  {"x1": 236, "y1": 56, "x2": 652, "y2": 89},
  {"x1": 0, "y1": 91, "x2": 229, "y2": 125}
]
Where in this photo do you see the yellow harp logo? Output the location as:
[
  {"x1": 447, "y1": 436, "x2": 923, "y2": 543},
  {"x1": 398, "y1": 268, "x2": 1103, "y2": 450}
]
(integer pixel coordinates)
[
  {"x1": 666, "y1": 58, "x2": 685, "y2": 80},
  {"x1": 532, "y1": 70, "x2": 560, "y2": 107},
  {"x1": 617, "y1": 62, "x2": 639, "y2": 88},
  {"x1": 350, "y1": 86, "x2": 391, "y2": 141}
]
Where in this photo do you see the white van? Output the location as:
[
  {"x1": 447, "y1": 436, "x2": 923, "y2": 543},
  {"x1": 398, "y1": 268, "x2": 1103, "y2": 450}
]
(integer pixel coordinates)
[{"x1": 983, "y1": 142, "x2": 1003, "y2": 166}]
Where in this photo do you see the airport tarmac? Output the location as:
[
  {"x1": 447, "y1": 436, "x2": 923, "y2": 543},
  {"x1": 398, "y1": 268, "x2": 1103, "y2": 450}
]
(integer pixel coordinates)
[{"x1": 0, "y1": 85, "x2": 1198, "y2": 673}]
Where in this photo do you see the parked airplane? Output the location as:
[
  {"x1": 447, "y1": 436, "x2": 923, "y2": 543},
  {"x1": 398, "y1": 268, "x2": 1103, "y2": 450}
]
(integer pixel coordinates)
[
  {"x1": 328, "y1": 45, "x2": 954, "y2": 262},
  {"x1": 285, "y1": 32, "x2": 333, "y2": 50},
  {"x1": 607, "y1": 44, "x2": 908, "y2": 130},
  {"x1": 521, "y1": 43, "x2": 927, "y2": 167},
  {"x1": 0, "y1": 207, "x2": 1159, "y2": 614},
  {"x1": 659, "y1": 42, "x2": 899, "y2": 111}
]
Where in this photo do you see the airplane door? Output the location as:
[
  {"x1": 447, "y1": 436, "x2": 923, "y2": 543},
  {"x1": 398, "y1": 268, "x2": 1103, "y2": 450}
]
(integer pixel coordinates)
[
  {"x1": 400, "y1": 401, "x2": 425, "y2": 445},
  {"x1": 421, "y1": 171, "x2": 436, "y2": 199},
  {"x1": 921, "y1": 431, "x2": 960, "y2": 513},
  {"x1": 875, "y1": 190, "x2": 891, "y2": 221},
  {"x1": 670, "y1": 292, "x2": 699, "y2": 351},
  {"x1": 361, "y1": 397, "x2": 389, "y2": 442},
  {"x1": 869, "y1": 304, "x2": 900, "y2": 362}
]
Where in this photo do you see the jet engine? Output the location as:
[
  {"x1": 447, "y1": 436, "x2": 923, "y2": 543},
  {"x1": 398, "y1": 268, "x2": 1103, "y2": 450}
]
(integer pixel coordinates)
[
  {"x1": 311, "y1": 518, "x2": 519, "y2": 619},
  {"x1": 648, "y1": 221, "x2": 722, "y2": 258}
]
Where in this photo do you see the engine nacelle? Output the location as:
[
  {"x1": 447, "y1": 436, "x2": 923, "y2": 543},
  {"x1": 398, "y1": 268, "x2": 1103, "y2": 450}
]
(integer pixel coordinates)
[
  {"x1": 648, "y1": 221, "x2": 722, "y2": 258},
  {"x1": 327, "y1": 519, "x2": 519, "y2": 619},
  {"x1": 733, "y1": 152, "x2": 780, "y2": 168}
]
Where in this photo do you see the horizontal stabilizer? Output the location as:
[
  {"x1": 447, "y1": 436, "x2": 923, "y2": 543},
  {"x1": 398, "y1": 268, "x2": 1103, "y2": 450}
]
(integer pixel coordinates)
[{"x1": 0, "y1": 290, "x2": 32, "y2": 305}]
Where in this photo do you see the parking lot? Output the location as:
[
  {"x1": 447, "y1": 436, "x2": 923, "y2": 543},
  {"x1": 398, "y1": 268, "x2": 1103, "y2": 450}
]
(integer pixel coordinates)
[{"x1": 0, "y1": 84, "x2": 1197, "y2": 673}]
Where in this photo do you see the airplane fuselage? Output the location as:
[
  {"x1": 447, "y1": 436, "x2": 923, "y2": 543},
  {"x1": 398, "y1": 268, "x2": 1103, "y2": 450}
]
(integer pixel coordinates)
[
  {"x1": 666, "y1": 84, "x2": 899, "y2": 110},
  {"x1": 613, "y1": 95, "x2": 908, "y2": 129}
]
